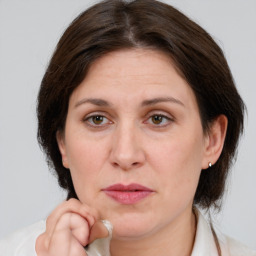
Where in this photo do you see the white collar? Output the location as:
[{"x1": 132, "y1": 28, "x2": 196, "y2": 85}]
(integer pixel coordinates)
[{"x1": 191, "y1": 210, "x2": 219, "y2": 256}]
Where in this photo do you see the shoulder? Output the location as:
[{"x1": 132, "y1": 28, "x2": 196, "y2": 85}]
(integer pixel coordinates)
[
  {"x1": 192, "y1": 210, "x2": 256, "y2": 256},
  {"x1": 0, "y1": 220, "x2": 46, "y2": 256},
  {"x1": 218, "y1": 232, "x2": 256, "y2": 256}
]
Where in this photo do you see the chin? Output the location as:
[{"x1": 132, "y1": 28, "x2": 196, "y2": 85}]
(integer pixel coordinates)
[
  {"x1": 105, "y1": 211, "x2": 157, "y2": 240},
  {"x1": 113, "y1": 223, "x2": 154, "y2": 241}
]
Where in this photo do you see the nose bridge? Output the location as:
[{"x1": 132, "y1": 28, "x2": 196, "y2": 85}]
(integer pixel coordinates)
[{"x1": 110, "y1": 119, "x2": 145, "y2": 170}]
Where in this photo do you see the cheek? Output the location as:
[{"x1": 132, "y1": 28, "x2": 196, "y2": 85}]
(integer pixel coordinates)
[
  {"x1": 65, "y1": 138, "x2": 109, "y2": 200},
  {"x1": 67, "y1": 133, "x2": 106, "y2": 169},
  {"x1": 149, "y1": 134, "x2": 203, "y2": 197}
]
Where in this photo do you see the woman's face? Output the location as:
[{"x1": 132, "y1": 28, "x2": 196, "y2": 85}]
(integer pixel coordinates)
[{"x1": 57, "y1": 49, "x2": 211, "y2": 240}]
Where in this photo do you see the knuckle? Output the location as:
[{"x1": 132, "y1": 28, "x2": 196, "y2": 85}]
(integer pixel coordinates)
[
  {"x1": 35, "y1": 233, "x2": 48, "y2": 253},
  {"x1": 67, "y1": 198, "x2": 79, "y2": 205},
  {"x1": 61, "y1": 212, "x2": 72, "y2": 222},
  {"x1": 45, "y1": 215, "x2": 52, "y2": 228}
]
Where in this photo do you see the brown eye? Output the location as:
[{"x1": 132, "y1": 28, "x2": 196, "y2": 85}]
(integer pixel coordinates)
[
  {"x1": 92, "y1": 116, "x2": 104, "y2": 124},
  {"x1": 146, "y1": 114, "x2": 173, "y2": 127},
  {"x1": 151, "y1": 115, "x2": 163, "y2": 124},
  {"x1": 85, "y1": 115, "x2": 110, "y2": 127}
]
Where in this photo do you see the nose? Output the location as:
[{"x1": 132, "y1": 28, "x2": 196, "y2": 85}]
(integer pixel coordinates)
[{"x1": 109, "y1": 123, "x2": 146, "y2": 171}]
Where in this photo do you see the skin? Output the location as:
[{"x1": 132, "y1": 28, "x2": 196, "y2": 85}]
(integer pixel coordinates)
[{"x1": 36, "y1": 49, "x2": 227, "y2": 256}]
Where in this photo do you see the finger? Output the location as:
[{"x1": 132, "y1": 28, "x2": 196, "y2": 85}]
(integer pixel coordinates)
[
  {"x1": 71, "y1": 214, "x2": 91, "y2": 246},
  {"x1": 47, "y1": 213, "x2": 90, "y2": 256},
  {"x1": 47, "y1": 199, "x2": 97, "y2": 233},
  {"x1": 35, "y1": 233, "x2": 48, "y2": 254},
  {"x1": 49, "y1": 232, "x2": 88, "y2": 256},
  {"x1": 55, "y1": 212, "x2": 90, "y2": 246},
  {"x1": 45, "y1": 199, "x2": 98, "y2": 248},
  {"x1": 88, "y1": 220, "x2": 109, "y2": 243}
]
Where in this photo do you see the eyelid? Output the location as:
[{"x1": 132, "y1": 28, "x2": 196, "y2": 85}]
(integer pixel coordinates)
[
  {"x1": 82, "y1": 111, "x2": 113, "y2": 128},
  {"x1": 82, "y1": 110, "x2": 112, "y2": 120},
  {"x1": 146, "y1": 110, "x2": 174, "y2": 120},
  {"x1": 144, "y1": 111, "x2": 175, "y2": 127}
]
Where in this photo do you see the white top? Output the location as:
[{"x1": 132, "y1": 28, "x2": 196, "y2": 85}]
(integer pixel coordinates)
[{"x1": 0, "y1": 211, "x2": 255, "y2": 256}]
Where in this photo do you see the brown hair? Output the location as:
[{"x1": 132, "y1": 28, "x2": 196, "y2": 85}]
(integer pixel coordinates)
[{"x1": 37, "y1": 0, "x2": 245, "y2": 209}]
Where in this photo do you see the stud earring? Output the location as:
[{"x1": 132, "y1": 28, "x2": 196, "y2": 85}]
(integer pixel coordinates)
[{"x1": 208, "y1": 162, "x2": 212, "y2": 168}]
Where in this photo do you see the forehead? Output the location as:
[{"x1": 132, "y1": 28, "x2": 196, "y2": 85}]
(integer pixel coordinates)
[
  {"x1": 70, "y1": 49, "x2": 198, "y2": 109},
  {"x1": 86, "y1": 49, "x2": 178, "y2": 84}
]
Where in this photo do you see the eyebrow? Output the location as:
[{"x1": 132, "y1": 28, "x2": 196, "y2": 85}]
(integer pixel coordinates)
[
  {"x1": 141, "y1": 97, "x2": 184, "y2": 107},
  {"x1": 75, "y1": 96, "x2": 184, "y2": 108},
  {"x1": 75, "y1": 98, "x2": 112, "y2": 108}
]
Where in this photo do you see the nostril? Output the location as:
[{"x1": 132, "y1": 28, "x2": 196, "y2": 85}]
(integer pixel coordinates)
[
  {"x1": 113, "y1": 162, "x2": 119, "y2": 167},
  {"x1": 112, "y1": 161, "x2": 141, "y2": 170}
]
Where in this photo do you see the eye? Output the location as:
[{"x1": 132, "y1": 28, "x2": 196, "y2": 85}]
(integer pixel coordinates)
[
  {"x1": 146, "y1": 114, "x2": 173, "y2": 126},
  {"x1": 151, "y1": 115, "x2": 164, "y2": 125},
  {"x1": 84, "y1": 115, "x2": 112, "y2": 127}
]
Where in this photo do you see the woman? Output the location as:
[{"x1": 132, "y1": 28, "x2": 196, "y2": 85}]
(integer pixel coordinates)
[{"x1": 0, "y1": 0, "x2": 255, "y2": 255}]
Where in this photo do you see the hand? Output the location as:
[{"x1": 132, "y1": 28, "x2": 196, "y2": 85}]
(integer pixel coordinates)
[{"x1": 35, "y1": 198, "x2": 109, "y2": 256}]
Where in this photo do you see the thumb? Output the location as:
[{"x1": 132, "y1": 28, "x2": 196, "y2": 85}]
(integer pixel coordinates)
[{"x1": 89, "y1": 220, "x2": 110, "y2": 243}]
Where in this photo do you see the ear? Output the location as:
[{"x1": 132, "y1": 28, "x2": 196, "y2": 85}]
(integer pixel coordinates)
[
  {"x1": 56, "y1": 130, "x2": 69, "y2": 169},
  {"x1": 202, "y1": 115, "x2": 228, "y2": 169}
]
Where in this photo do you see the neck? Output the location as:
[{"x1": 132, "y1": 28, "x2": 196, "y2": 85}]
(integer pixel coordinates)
[{"x1": 110, "y1": 208, "x2": 197, "y2": 256}]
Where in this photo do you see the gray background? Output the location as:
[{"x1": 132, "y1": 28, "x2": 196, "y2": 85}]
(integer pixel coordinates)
[{"x1": 0, "y1": 0, "x2": 255, "y2": 250}]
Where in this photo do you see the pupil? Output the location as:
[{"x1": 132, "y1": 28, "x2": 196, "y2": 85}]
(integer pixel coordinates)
[
  {"x1": 93, "y1": 116, "x2": 103, "y2": 124},
  {"x1": 152, "y1": 115, "x2": 162, "y2": 124}
]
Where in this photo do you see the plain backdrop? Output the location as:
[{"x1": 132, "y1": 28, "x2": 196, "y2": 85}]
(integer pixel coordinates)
[{"x1": 0, "y1": 0, "x2": 255, "y2": 250}]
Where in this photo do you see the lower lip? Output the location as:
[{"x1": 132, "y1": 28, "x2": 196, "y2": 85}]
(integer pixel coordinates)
[{"x1": 103, "y1": 191, "x2": 153, "y2": 204}]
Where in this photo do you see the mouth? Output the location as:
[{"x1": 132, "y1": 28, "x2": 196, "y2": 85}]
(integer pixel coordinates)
[{"x1": 102, "y1": 183, "x2": 154, "y2": 205}]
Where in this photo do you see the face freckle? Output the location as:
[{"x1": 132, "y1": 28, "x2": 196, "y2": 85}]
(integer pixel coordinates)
[{"x1": 57, "y1": 48, "x2": 209, "y2": 240}]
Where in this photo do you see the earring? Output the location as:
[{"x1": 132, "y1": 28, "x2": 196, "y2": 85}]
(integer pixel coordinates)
[{"x1": 208, "y1": 162, "x2": 212, "y2": 168}]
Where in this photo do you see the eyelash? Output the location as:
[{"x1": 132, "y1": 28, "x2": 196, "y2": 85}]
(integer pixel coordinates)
[
  {"x1": 145, "y1": 113, "x2": 173, "y2": 127},
  {"x1": 83, "y1": 112, "x2": 174, "y2": 128},
  {"x1": 83, "y1": 114, "x2": 112, "y2": 128}
]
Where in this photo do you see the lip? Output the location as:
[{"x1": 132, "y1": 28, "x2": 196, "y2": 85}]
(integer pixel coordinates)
[{"x1": 102, "y1": 183, "x2": 154, "y2": 205}]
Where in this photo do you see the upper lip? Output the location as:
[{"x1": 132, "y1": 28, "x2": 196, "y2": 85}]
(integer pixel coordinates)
[{"x1": 102, "y1": 183, "x2": 154, "y2": 192}]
